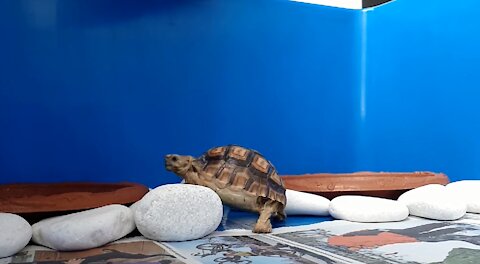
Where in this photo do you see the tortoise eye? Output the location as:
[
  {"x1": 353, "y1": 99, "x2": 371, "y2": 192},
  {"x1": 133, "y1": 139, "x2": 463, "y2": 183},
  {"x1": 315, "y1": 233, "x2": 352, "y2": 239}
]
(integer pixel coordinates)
[{"x1": 172, "y1": 156, "x2": 178, "y2": 162}]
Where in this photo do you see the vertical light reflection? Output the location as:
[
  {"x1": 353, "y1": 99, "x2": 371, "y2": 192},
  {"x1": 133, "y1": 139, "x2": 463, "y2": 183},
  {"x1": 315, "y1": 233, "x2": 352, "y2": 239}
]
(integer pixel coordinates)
[{"x1": 360, "y1": 9, "x2": 368, "y2": 121}]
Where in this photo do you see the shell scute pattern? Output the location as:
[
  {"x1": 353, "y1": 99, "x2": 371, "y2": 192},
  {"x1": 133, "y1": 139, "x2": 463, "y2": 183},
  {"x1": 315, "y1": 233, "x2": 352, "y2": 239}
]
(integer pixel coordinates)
[
  {"x1": 201, "y1": 145, "x2": 286, "y2": 205},
  {"x1": 216, "y1": 163, "x2": 235, "y2": 188}
]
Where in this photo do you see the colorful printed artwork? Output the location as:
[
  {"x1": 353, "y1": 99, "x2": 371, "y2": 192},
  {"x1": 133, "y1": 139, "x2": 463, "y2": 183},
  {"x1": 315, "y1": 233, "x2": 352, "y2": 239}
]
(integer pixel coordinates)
[
  {"x1": 5, "y1": 214, "x2": 480, "y2": 264},
  {"x1": 166, "y1": 235, "x2": 341, "y2": 264},
  {"x1": 274, "y1": 215, "x2": 480, "y2": 263}
]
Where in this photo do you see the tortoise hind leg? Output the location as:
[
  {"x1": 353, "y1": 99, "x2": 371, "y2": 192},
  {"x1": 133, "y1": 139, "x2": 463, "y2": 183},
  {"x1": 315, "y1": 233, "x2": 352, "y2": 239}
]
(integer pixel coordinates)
[
  {"x1": 253, "y1": 200, "x2": 282, "y2": 233},
  {"x1": 274, "y1": 207, "x2": 286, "y2": 221}
]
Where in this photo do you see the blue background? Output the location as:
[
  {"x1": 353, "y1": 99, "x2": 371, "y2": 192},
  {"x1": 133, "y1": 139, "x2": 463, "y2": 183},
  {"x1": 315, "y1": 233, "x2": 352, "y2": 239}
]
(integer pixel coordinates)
[
  {"x1": 0, "y1": 0, "x2": 478, "y2": 187},
  {"x1": 360, "y1": 0, "x2": 480, "y2": 182}
]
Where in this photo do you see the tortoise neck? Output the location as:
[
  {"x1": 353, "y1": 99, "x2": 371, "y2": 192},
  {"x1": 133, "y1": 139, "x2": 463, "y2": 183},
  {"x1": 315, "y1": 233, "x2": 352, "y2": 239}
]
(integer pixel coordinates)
[{"x1": 192, "y1": 158, "x2": 205, "y2": 172}]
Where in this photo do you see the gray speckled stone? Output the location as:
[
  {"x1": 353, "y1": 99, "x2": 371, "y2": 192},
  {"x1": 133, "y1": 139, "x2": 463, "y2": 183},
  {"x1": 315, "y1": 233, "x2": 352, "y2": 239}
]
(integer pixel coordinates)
[
  {"x1": 129, "y1": 201, "x2": 139, "y2": 214},
  {"x1": 0, "y1": 213, "x2": 32, "y2": 258},
  {"x1": 32, "y1": 204, "x2": 135, "y2": 251},
  {"x1": 134, "y1": 184, "x2": 222, "y2": 242}
]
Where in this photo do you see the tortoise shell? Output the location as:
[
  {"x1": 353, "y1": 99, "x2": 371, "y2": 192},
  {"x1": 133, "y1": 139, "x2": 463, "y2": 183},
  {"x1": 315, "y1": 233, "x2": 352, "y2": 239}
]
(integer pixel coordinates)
[{"x1": 198, "y1": 145, "x2": 286, "y2": 205}]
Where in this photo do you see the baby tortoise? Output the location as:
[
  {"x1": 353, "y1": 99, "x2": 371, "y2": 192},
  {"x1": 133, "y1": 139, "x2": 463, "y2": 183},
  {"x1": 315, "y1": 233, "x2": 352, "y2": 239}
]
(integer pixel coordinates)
[{"x1": 165, "y1": 145, "x2": 286, "y2": 233}]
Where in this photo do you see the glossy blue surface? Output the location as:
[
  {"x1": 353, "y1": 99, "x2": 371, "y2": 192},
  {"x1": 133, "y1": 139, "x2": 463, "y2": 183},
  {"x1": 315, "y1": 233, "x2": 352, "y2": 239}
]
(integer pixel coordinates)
[
  {"x1": 359, "y1": 0, "x2": 480, "y2": 181},
  {"x1": 0, "y1": 0, "x2": 361, "y2": 186},
  {"x1": 219, "y1": 209, "x2": 332, "y2": 231}
]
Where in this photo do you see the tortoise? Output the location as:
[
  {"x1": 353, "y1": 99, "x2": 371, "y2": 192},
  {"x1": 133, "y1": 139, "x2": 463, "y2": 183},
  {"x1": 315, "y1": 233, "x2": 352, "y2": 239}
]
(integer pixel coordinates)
[{"x1": 164, "y1": 145, "x2": 286, "y2": 233}]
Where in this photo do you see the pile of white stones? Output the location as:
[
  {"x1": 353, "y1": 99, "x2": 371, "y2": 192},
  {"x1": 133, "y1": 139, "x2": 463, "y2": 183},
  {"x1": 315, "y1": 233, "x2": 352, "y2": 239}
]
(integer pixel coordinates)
[
  {"x1": 285, "y1": 181, "x2": 477, "y2": 222},
  {"x1": 327, "y1": 181, "x2": 478, "y2": 222},
  {"x1": 0, "y1": 184, "x2": 223, "y2": 258},
  {"x1": 2, "y1": 180, "x2": 480, "y2": 258}
]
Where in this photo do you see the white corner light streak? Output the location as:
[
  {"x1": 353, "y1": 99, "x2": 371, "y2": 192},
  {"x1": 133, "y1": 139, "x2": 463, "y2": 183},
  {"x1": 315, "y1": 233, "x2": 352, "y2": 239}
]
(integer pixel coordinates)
[{"x1": 291, "y1": 0, "x2": 393, "y2": 9}]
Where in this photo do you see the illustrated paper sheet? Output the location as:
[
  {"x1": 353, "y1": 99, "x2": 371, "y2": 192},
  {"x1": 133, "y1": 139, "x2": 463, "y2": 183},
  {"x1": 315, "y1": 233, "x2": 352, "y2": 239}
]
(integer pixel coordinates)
[{"x1": 4, "y1": 214, "x2": 480, "y2": 264}]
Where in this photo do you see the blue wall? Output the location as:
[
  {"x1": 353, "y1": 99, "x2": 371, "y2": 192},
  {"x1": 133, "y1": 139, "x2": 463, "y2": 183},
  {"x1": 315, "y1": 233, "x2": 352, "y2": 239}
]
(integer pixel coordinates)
[
  {"x1": 359, "y1": 0, "x2": 480, "y2": 182},
  {"x1": 3, "y1": 0, "x2": 478, "y2": 186},
  {"x1": 0, "y1": 0, "x2": 361, "y2": 186}
]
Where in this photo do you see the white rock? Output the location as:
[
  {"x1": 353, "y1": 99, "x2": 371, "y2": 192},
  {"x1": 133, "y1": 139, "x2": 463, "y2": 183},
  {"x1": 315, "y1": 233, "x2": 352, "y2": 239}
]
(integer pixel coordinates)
[
  {"x1": 447, "y1": 180, "x2": 480, "y2": 213},
  {"x1": 398, "y1": 184, "x2": 466, "y2": 220},
  {"x1": 134, "y1": 184, "x2": 222, "y2": 242},
  {"x1": 0, "y1": 213, "x2": 32, "y2": 258},
  {"x1": 129, "y1": 201, "x2": 139, "y2": 214},
  {"x1": 32, "y1": 204, "x2": 135, "y2": 251},
  {"x1": 329, "y1": 195, "x2": 409, "y2": 222},
  {"x1": 285, "y1": 189, "x2": 330, "y2": 216}
]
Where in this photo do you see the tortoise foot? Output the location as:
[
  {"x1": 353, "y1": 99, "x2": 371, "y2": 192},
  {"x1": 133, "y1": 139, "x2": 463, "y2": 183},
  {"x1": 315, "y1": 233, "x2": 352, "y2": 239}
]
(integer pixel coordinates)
[{"x1": 253, "y1": 222, "x2": 272, "y2": 233}]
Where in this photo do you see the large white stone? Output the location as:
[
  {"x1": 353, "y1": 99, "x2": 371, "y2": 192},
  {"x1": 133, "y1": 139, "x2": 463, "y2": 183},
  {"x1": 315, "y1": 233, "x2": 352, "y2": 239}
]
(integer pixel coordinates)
[
  {"x1": 0, "y1": 213, "x2": 32, "y2": 258},
  {"x1": 134, "y1": 184, "x2": 222, "y2": 242},
  {"x1": 329, "y1": 195, "x2": 409, "y2": 222},
  {"x1": 284, "y1": 189, "x2": 330, "y2": 216},
  {"x1": 398, "y1": 184, "x2": 467, "y2": 220},
  {"x1": 129, "y1": 201, "x2": 139, "y2": 214},
  {"x1": 32, "y1": 204, "x2": 135, "y2": 251},
  {"x1": 447, "y1": 180, "x2": 480, "y2": 213}
]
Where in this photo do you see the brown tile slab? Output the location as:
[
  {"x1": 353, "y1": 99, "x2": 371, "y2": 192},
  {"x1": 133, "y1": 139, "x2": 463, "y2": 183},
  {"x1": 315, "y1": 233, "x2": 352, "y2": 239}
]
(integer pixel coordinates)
[
  {"x1": 0, "y1": 182, "x2": 148, "y2": 214},
  {"x1": 281, "y1": 172, "x2": 450, "y2": 200}
]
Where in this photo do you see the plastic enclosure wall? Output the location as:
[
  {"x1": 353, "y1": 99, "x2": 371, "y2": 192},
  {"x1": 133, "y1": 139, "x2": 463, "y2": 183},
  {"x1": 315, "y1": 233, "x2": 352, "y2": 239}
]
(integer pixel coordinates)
[
  {"x1": 360, "y1": 0, "x2": 480, "y2": 182},
  {"x1": 0, "y1": 0, "x2": 478, "y2": 186}
]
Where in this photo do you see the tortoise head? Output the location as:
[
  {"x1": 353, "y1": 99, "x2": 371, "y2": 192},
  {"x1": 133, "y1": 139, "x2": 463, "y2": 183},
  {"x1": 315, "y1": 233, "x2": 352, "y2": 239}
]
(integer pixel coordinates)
[{"x1": 164, "y1": 154, "x2": 195, "y2": 178}]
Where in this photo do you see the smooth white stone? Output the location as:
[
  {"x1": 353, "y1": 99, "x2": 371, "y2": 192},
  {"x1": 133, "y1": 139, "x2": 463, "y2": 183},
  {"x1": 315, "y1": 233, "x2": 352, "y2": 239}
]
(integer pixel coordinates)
[
  {"x1": 398, "y1": 184, "x2": 467, "y2": 220},
  {"x1": 129, "y1": 201, "x2": 139, "y2": 214},
  {"x1": 32, "y1": 204, "x2": 135, "y2": 251},
  {"x1": 284, "y1": 189, "x2": 330, "y2": 216},
  {"x1": 447, "y1": 180, "x2": 480, "y2": 213},
  {"x1": 329, "y1": 195, "x2": 409, "y2": 222},
  {"x1": 134, "y1": 184, "x2": 222, "y2": 242},
  {"x1": 0, "y1": 213, "x2": 32, "y2": 258}
]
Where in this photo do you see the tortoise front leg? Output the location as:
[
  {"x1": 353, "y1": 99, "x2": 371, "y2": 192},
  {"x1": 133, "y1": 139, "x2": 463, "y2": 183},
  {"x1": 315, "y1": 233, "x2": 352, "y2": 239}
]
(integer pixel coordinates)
[{"x1": 253, "y1": 200, "x2": 280, "y2": 233}]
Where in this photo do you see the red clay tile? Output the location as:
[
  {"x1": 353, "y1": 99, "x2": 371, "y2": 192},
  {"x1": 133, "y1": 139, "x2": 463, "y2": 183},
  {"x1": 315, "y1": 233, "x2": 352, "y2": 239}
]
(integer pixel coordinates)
[
  {"x1": 281, "y1": 172, "x2": 449, "y2": 200},
  {"x1": 0, "y1": 182, "x2": 148, "y2": 214}
]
